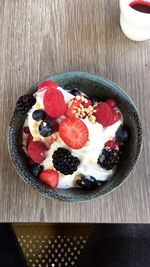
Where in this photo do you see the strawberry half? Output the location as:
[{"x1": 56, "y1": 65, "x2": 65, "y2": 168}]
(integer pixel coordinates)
[
  {"x1": 38, "y1": 80, "x2": 58, "y2": 92},
  {"x1": 39, "y1": 169, "x2": 59, "y2": 189},
  {"x1": 65, "y1": 96, "x2": 92, "y2": 118},
  {"x1": 27, "y1": 141, "x2": 48, "y2": 163},
  {"x1": 94, "y1": 103, "x2": 114, "y2": 127},
  {"x1": 59, "y1": 118, "x2": 89, "y2": 149},
  {"x1": 44, "y1": 89, "x2": 66, "y2": 118}
]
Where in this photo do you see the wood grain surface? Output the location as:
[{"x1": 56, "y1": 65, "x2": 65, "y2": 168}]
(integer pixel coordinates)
[{"x1": 0, "y1": 0, "x2": 150, "y2": 222}]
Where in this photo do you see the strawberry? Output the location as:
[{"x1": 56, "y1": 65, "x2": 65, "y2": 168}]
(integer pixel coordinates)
[
  {"x1": 59, "y1": 118, "x2": 89, "y2": 149},
  {"x1": 39, "y1": 169, "x2": 59, "y2": 189},
  {"x1": 105, "y1": 98, "x2": 117, "y2": 108},
  {"x1": 38, "y1": 80, "x2": 58, "y2": 92},
  {"x1": 94, "y1": 103, "x2": 114, "y2": 127},
  {"x1": 66, "y1": 96, "x2": 92, "y2": 118},
  {"x1": 44, "y1": 89, "x2": 66, "y2": 118},
  {"x1": 112, "y1": 111, "x2": 121, "y2": 123},
  {"x1": 27, "y1": 141, "x2": 48, "y2": 163},
  {"x1": 104, "y1": 140, "x2": 120, "y2": 151}
]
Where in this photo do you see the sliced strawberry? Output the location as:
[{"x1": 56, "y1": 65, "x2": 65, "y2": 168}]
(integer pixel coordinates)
[
  {"x1": 66, "y1": 96, "x2": 92, "y2": 118},
  {"x1": 39, "y1": 169, "x2": 59, "y2": 189},
  {"x1": 94, "y1": 103, "x2": 114, "y2": 127},
  {"x1": 27, "y1": 141, "x2": 48, "y2": 163},
  {"x1": 59, "y1": 118, "x2": 89, "y2": 149},
  {"x1": 38, "y1": 80, "x2": 58, "y2": 92},
  {"x1": 105, "y1": 98, "x2": 117, "y2": 108},
  {"x1": 44, "y1": 89, "x2": 66, "y2": 118},
  {"x1": 112, "y1": 111, "x2": 121, "y2": 123},
  {"x1": 104, "y1": 140, "x2": 120, "y2": 151}
]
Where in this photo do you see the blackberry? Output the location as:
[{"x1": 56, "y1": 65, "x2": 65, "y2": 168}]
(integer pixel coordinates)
[
  {"x1": 32, "y1": 109, "x2": 46, "y2": 121},
  {"x1": 16, "y1": 94, "x2": 36, "y2": 114},
  {"x1": 97, "y1": 148, "x2": 120, "y2": 170},
  {"x1": 52, "y1": 148, "x2": 80, "y2": 175},
  {"x1": 30, "y1": 163, "x2": 43, "y2": 178}
]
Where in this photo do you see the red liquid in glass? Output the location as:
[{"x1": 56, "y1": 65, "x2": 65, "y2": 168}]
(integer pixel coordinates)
[{"x1": 130, "y1": 1, "x2": 150, "y2": 13}]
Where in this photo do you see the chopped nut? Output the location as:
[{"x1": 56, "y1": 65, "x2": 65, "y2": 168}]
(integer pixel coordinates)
[
  {"x1": 35, "y1": 103, "x2": 41, "y2": 109},
  {"x1": 89, "y1": 115, "x2": 96, "y2": 124},
  {"x1": 32, "y1": 129, "x2": 39, "y2": 135},
  {"x1": 33, "y1": 122, "x2": 38, "y2": 129}
]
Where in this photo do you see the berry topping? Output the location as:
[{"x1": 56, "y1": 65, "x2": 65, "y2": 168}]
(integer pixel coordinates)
[
  {"x1": 16, "y1": 94, "x2": 36, "y2": 114},
  {"x1": 30, "y1": 163, "x2": 43, "y2": 178},
  {"x1": 68, "y1": 88, "x2": 82, "y2": 96},
  {"x1": 39, "y1": 119, "x2": 54, "y2": 137},
  {"x1": 39, "y1": 169, "x2": 59, "y2": 189},
  {"x1": 112, "y1": 112, "x2": 121, "y2": 123},
  {"x1": 59, "y1": 118, "x2": 89, "y2": 149},
  {"x1": 38, "y1": 80, "x2": 58, "y2": 92},
  {"x1": 27, "y1": 133, "x2": 33, "y2": 147},
  {"x1": 52, "y1": 148, "x2": 80, "y2": 175},
  {"x1": 97, "y1": 148, "x2": 120, "y2": 170},
  {"x1": 106, "y1": 98, "x2": 117, "y2": 108},
  {"x1": 116, "y1": 125, "x2": 128, "y2": 142},
  {"x1": 44, "y1": 89, "x2": 66, "y2": 118},
  {"x1": 32, "y1": 109, "x2": 46, "y2": 121},
  {"x1": 27, "y1": 141, "x2": 48, "y2": 164},
  {"x1": 66, "y1": 96, "x2": 92, "y2": 119},
  {"x1": 94, "y1": 102, "x2": 114, "y2": 127},
  {"x1": 104, "y1": 140, "x2": 120, "y2": 151},
  {"x1": 75, "y1": 174, "x2": 101, "y2": 190},
  {"x1": 23, "y1": 127, "x2": 30, "y2": 134}
]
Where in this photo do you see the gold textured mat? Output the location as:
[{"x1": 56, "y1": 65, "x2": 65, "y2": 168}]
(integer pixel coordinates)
[{"x1": 13, "y1": 224, "x2": 93, "y2": 267}]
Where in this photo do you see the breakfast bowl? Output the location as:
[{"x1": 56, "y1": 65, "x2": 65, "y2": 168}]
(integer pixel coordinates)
[{"x1": 8, "y1": 72, "x2": 142, "y2": 202}]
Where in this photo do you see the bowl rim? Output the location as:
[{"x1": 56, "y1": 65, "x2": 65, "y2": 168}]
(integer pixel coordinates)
[{"x1": 7, "y1": 71, "x2": 143, "y2": 202}]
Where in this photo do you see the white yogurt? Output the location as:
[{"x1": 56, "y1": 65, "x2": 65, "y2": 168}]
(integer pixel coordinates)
[{"x1": 24, "y1": 86, "x2": 123, "y2": 189}]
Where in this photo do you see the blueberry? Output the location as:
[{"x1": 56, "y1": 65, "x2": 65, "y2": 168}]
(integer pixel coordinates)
[
  {"x1": 91, "y1": 97, "x2": 99, "y2": 105},
  {"x1": 32, "y1": 109, "x2": 46, "y2": 121},
  {"x1": 116, "y1": 125, "x2": 128, "y2": 142},
  {"x1": 68, "y1": 88, "x2": 82, "y2": 96},
  {"x1": 39, "y1": 119, "x2": 54, "y2": 137},
  {"x1": 31, "y1": 163, "x2": 43, "y2": 177},
  {"x1": 76, "y1": 174, "x2": 101, "y2": 190}
]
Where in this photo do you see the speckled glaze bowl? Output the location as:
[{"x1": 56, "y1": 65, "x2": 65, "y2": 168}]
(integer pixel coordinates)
[{"x1": 8, "y1": 72, "x2": 142, "y2": 202}]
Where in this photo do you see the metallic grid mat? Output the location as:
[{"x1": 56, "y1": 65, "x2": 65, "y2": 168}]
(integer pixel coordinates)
[{"x1": 13, "y1": 224, "x2": 92, "y2": 267}]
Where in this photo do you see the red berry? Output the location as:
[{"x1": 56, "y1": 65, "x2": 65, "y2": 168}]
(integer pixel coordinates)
[
  {"x1": 66, "y1": 96, "x2": 92, "y2": 118},
  {"x1": 23, "y1": 127, "x2": 30, "y2": 134},
  {"x1": 26, "y1": 133, "x2": 33, "y2": 147},
  {"x1": 38, "y1": 80, "x2": 58, "y2": 92},
  {"x1": 94, "y1": 103, "x2": 114, "y2": 127},
  {"x1": 113, "y1": 112, "x2": 121, "y2": 123},
  {"x1": 106, "y1": 98, "x2": 117, "y2": 108},
  {"x1": 39, "y1": 169, "x2": 59, "y2": 189},
  {"x1": 59, "y1": 118, "x2": 89, "y2": 149},
  {"x1": 27, "y1": 141, "x2": 48, "y2": 163},
  {"x1": 104, "y1": 140, "x2": 120, "y2": 151},
  {"x1": 44, "y1": 89, "x2": 66, "y2": 118}
]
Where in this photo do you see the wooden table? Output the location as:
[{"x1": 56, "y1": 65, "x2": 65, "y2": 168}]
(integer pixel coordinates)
[{"x1": 0, "y1": 0, "x2": 149, "y2": 222}]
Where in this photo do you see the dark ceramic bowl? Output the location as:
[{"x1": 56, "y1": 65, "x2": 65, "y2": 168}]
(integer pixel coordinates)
[{"x1": 8, "y1": 72, "x2": 142, "y2": 202}]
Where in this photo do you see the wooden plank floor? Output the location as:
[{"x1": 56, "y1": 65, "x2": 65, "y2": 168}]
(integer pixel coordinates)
[{"x1": 0, "y1": 0, "x2": 150, "y2": 222}]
